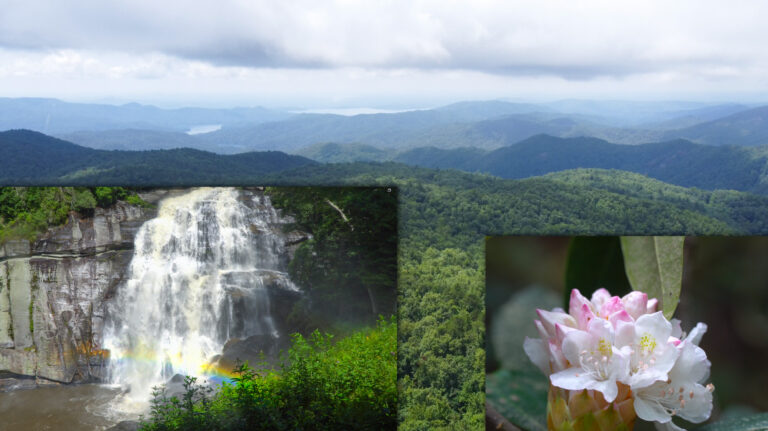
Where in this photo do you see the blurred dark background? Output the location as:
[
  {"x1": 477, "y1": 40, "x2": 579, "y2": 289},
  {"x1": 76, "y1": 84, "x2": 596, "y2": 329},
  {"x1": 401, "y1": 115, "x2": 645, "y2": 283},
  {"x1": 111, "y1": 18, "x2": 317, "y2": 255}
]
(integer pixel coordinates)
[{"x1": 486, "y1": 236, "x2": 768, "y2": 425}]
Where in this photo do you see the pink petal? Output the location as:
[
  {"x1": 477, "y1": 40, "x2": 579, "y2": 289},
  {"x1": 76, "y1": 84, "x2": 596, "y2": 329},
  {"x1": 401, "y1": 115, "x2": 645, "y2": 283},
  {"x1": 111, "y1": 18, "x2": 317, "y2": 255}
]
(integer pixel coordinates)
[
  {"x1": 537, "y1": 309, "x2": 576, "y2": 337},
  {"x1": 576, "y1": 303, "x2": 596, "y2": 330},
  {"x1": 608, "y1": 309, "x2": 633, "y2": 329},
  {"x1": 600, "y1": 296, "x2": 626, "y2": 318},
  {"x1": 622, "y1": 291, "x2": 649, "y2": 320},
  {"x1": 646, "y1": 298, "x2": 659, "y2": 313},
  {"x1": 590, "y1": 288, "x2": 612, "y2": 308},
  {"x1": 569, "y1": 289, "x2": 593, "y2": 319},
  {"x1": 555, "y1": 322, "x2": 577, "y2": 344}
]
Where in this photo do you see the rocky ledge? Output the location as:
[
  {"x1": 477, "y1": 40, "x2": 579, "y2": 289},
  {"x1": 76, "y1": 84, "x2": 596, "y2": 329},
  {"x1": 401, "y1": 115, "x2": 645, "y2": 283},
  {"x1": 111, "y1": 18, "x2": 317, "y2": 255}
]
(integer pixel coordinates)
[{"x1": 0, "y1": 201, "x2": 154, "y2": 386}]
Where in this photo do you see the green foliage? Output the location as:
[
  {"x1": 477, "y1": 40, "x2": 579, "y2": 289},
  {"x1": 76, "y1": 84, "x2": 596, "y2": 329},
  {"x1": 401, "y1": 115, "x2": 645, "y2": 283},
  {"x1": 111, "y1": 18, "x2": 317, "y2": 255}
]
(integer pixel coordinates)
[
  {"x1": 0, "y1": 186, "x2": 148, "y2": 244},
  {"x1": 267, "y1": 187, "x2": 397, "y2": 328},
  {"x1": 140, "y1": 318, "x2": 397, "y2": 431},
  {"x1": 486, "y1": 366, "x2": 549, "y2": 431},
  {"x1": 296, "y1": 142, "x2": 390, "y2": 163},
  {"x1": 698, "y1": 413, "x2": 768, "y2": 431},
  {"x1": 620, "y1": 236, "x2": 684, "y2": 319}
]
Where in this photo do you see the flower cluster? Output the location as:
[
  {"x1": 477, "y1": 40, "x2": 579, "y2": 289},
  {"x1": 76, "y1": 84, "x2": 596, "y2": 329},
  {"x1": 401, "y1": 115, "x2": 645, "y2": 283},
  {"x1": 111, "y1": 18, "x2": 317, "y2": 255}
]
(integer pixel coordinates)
[{"x1": 524, "y1": 288, "x2": 714, "y2": 430}]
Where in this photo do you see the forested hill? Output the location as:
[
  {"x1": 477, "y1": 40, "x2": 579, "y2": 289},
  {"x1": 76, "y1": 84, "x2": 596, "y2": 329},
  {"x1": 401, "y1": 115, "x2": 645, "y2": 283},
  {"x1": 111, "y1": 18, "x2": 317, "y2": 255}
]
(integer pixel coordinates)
[
  {"x1": 393, "y1": 134, "x2": 768, "y2": 194},
  {"x1": 0, "y1": 129, "x2": 316, "y2": 184}
]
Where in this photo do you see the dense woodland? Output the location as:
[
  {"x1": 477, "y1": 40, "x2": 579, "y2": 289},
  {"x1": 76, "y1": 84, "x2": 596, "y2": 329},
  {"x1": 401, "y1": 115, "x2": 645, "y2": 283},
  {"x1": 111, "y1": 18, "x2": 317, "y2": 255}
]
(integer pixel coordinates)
[{"x1": 267, "y1": 187, "x2": 398, "y2": 331}]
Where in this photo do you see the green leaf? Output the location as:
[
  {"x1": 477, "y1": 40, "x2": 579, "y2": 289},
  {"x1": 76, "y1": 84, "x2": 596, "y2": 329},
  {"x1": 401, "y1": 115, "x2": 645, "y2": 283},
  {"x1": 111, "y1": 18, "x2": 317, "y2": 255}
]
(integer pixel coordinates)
[
  {"x1": 490, "y1": 285, "x2": 560, "y2": 369},
  {"x1": 486, "y1": 365, "x2": 549, "y2": 431},
  {"x1": 698, "y1": 413, "x2": 768, "y2": 431},
  {"x1": 619, "y1": 236, "x2": 684, "y2": 319},
  {"x1": 564, "y1": 237, "x2": 632, "y2": 309}
]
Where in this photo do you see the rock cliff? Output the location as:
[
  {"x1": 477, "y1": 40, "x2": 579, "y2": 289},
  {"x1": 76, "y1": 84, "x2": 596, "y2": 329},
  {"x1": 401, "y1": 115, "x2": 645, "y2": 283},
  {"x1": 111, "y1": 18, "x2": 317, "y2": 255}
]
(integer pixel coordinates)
[{"x1": 0, "y1": 202, "x2": 152, "y2": 384}]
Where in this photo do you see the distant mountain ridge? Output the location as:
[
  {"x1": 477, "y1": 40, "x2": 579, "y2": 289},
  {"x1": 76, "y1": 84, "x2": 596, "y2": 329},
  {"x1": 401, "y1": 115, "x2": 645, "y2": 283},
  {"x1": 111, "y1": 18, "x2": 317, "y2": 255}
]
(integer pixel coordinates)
[
  {"x1": 0, "y1": 129, "x2": 316, "y2": 184},
  {"x1": 0, "y1": 97, "x2": 291, "y2": 134},
  {"x1": 661, "y1": 105, "x2": 768, "y2": 146},
  {"x1": 392, "y1": 134, "x2": 768, "y2": 194}
]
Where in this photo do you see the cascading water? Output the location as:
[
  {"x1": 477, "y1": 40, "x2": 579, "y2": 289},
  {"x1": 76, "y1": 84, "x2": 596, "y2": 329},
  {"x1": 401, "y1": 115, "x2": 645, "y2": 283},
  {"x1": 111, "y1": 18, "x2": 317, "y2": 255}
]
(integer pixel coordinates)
[{"x1": 103, "y1": 187, "x2": 300, "y2": 410}]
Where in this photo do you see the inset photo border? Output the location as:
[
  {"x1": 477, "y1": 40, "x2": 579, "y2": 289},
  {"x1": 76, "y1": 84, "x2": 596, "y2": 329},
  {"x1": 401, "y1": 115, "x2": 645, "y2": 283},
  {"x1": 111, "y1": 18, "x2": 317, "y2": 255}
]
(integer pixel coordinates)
[{"x1": 486, "y1": 236, "x2": 768, "y2": 431}]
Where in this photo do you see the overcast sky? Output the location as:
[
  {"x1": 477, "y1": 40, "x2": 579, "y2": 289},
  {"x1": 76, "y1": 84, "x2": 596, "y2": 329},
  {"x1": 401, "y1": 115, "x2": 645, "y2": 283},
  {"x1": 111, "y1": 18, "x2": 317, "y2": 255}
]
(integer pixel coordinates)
[{"x1": 1, "y1": 0, "x2": 767, "y2": 108}]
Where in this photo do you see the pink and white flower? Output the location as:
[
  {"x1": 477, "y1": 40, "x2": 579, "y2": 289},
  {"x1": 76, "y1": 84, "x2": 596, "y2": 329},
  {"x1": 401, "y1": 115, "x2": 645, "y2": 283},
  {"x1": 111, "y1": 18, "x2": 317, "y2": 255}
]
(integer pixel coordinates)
[
  {"x1": 550, "y1": 318, "x2": 630, "y2": 402},
  {"x1": 524, "y1": 288, "x2": 714, "y2": 430}
]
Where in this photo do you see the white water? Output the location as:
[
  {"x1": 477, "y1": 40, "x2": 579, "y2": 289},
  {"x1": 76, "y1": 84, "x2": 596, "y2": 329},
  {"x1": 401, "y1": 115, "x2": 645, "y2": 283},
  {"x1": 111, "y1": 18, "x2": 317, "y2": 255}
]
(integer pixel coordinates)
[{"x1": 103, "y1": 187, "x2": 298, "y2": 411}]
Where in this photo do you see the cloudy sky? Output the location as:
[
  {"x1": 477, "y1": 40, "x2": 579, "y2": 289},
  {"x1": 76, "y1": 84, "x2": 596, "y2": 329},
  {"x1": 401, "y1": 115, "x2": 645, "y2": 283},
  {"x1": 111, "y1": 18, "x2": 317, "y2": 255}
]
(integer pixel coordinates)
[{"x1": 1, "y1": 0, "x2": 767, "y2": 108}]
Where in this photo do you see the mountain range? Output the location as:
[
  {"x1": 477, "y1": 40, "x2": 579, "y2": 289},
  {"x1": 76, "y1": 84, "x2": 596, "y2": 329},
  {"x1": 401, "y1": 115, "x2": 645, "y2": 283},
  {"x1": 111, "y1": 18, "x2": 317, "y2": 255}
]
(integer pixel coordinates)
[{"x1": 0, "y1": 97, "x2": 762, "y2": 156}]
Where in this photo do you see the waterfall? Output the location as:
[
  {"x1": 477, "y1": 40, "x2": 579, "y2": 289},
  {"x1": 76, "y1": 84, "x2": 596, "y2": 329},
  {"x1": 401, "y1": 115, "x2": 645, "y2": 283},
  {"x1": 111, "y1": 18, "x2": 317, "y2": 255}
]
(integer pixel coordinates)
[{"x1": 103, "y1": 187, "x2": 299, "y2": 408}]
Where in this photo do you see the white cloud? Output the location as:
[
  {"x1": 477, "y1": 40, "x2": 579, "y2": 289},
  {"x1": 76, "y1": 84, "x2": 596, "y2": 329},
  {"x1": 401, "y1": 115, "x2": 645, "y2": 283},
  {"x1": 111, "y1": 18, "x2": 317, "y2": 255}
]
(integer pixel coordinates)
[{"x1": 1, "y1": 1, "x2": 768, "y2": 104}]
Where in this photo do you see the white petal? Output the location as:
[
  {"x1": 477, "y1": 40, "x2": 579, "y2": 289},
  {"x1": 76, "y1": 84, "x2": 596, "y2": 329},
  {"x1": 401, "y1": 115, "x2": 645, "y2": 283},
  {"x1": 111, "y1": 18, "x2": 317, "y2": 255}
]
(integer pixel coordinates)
[
  {"x1": 587, "y1": 317, "x2": 614, "y2": 343},
  {"x1": 614, "y1": 319, "x2": 635, "y2": 348},
  {"x1": 670, "y1": 342, "x2": 710, "y2": 384},
  {"x1": 608, "y1": 346, "x2": 631, "y2": 382},
  {"x1": 670, "y1": 318, "x2": 683, "y2": 339},
  {"x1": 628, "y1": 369, "x2": 667, "y2": 390},
  {"x1": 562, "y1": 329, "x2": 593, "y2": 364},
  {"x1": 685, "y1": 322, "x2": 707, "y2": 346},
  {"x1": 548, "y1": 340, "x2": 568, "y2": 372},
  {"x1": 523, "y1": 337, "x2": 550, "y2": 374},
  {"x1": 677, "y1": 383, "x2": 713, "y2": 423},
  {"x1": 634, "y1": 395, "x2": 672, "y2": 423},
  {"x1": 653, "y1": 340, "x2": 680, "y2": 375},
  {"x1": 635, "y1": 312, "x2": 673, "y2": 343},
  {"x1": 589, "y1": 378, "x2": 619, "y2": 403},
  {"x1": 550, "y1": 367, "x2": 595, "y2": 391}
]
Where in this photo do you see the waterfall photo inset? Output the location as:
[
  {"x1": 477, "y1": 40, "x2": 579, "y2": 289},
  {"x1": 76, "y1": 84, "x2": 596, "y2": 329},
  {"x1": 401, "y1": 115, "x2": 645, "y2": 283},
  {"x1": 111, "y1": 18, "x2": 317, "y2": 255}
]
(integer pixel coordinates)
[
  {"x1": 485, "y1": 236, "x2": 768, "y2": 431},
  {"x1": 0, "y1": 186, "x2": 397, "y2": 430}
]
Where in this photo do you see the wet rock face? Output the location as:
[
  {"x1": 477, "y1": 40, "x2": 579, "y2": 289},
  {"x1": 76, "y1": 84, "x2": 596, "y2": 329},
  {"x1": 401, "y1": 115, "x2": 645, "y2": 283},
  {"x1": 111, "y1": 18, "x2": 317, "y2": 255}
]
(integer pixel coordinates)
[
  {"x1": 0, "y1": 189, "x2": 310, "y2": 388},
  {"x1": 0, "y1": 202, "x2": 153, "y2": 385}
]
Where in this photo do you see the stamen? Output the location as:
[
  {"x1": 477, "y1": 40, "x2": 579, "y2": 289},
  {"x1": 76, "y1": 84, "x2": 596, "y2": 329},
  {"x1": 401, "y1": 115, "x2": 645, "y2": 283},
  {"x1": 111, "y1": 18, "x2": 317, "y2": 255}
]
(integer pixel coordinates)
[
  {"x1": 680, "y1": 399, "x2": 686, "y2": 408},
  {"x1": 689, "y1": 390, "x2": 694, "y2": 399},
  {"x1": 679, "y1": 387, "x2": 684, "y2": 393},
  {"x1": 706, "y1": 383, "x2": 715, "y2": 392}
]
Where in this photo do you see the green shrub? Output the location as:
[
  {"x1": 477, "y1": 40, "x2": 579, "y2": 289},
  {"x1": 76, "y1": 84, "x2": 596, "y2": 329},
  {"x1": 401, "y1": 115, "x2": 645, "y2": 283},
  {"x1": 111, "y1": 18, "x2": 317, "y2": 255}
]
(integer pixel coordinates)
[{"x1": 140, "y1": 317, "x2": 397, "y2": 431}]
